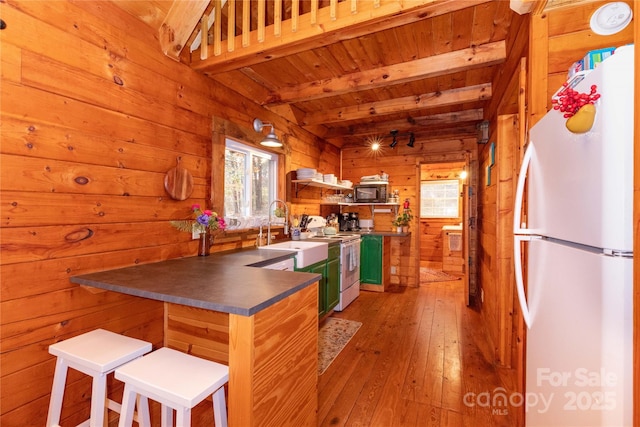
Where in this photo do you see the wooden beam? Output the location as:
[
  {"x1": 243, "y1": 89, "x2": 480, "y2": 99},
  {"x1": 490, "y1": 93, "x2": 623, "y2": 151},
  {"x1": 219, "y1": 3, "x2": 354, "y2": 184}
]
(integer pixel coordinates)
[
  {"x1": 321, "y1": 109, "x2": 484, "y2": 139},
  {"x1": 264, "y1": 41, "x2": 506, "y2": 105},
  {"x1": 191, "y1": 0, "x2": 491, "y2": 74},
  {"x1": 159, "y1": 0, "x2": 211, "y2": 61},
  {"x1": 528, "y1": 11, "x2": 549, "y2": 127},
  {"x1": 302, "y1": 83, "x2": 492, "y2": 125}
]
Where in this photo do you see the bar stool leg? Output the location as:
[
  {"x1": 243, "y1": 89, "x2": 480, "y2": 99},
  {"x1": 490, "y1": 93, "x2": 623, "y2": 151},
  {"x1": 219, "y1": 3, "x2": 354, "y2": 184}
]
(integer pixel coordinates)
[
  {"x1": 161, "y1": 405, "x2": 173, "y2": 427},
  {"x1": 118, "y1": 384, "x2": 137, "y2": 427},
  {"x1": 47, "y1": 357, "x2": 69, "y2": 427},
  {"x1": 89, "y1": 373, "x2": 107, "y2": 427},
  {"x1": 136, "y1": 395, "x2": 151, "y2": 427},
  {"x1": 212, "y1": 388, "x2": 227, "y2": 427},
  {"x1": 175, "y1": 407, "x2": 190, "y2": 427}
]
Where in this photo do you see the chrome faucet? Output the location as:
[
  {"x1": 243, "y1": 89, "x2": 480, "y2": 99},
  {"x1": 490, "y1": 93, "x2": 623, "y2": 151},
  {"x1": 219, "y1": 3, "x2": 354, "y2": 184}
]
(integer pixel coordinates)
[{"x1": 267, "y1": 199, "x2": 289, "y2": 245}]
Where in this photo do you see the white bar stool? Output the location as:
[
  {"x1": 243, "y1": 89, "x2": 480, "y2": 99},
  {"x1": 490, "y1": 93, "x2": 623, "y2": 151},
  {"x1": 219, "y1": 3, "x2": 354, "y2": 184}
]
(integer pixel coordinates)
[
  {"x1": 46, "y1": 328, "x2": 152, "y2": 427},
  {"x1": 115, "y1": 347, "x2": 229, "y2": 427}
]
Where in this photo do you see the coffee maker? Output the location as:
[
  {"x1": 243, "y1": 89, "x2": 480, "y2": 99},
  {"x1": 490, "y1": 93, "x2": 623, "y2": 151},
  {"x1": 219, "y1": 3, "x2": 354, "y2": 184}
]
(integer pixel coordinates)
[
  {"x1": 339, "y1": 213, "x2": 350, "y2": 232},
  {"x1": 347, "y1": 212, "x2": 360, "y2": 231}
]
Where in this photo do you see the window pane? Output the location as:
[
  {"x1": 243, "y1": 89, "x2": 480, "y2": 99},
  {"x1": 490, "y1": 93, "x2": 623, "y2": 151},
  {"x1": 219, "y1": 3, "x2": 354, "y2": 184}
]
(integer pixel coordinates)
[
  {"x1": 420, "y1": 180, "x2": 460, "y2": 218},
  {"x1": 252, "y1": 155, "x2": 271, "y2": 216},
  {"x1": 225, "y1": 149, "x2": 247, "y2": 217},
  {"x1": 224, "y1": 139, "x2": 278, "y2": 228}
]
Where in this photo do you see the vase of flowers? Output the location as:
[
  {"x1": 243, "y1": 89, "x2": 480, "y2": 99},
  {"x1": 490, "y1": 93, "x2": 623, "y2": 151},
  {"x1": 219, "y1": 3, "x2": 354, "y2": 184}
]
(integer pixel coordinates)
[{"x1": 170, "y1": 204, "x2": 226, "y2": 256}]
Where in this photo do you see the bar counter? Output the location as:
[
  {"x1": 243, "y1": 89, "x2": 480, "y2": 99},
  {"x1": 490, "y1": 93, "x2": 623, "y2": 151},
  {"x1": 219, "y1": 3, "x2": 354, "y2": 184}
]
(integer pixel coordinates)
[{"x1": 71, "y1": 248, "x2": 321, "y2": 427}]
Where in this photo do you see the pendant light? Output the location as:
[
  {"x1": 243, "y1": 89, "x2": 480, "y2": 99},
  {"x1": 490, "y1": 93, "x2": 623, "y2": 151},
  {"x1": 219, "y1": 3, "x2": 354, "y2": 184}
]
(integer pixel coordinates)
[{"x1": 253, "y1": 118, "x2": 282, "y2": 148}]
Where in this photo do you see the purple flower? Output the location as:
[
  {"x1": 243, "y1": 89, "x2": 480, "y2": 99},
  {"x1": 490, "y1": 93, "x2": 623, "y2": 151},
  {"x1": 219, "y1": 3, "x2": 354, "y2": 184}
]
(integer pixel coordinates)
[{"x1": 196, "y1": 214, "x2": 210, "y2": 226}]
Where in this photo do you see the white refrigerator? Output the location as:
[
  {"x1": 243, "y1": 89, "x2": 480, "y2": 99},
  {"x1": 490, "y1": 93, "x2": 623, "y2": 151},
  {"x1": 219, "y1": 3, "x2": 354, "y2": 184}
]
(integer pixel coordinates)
[{"x1": 513, "y1": 45, "x2": 634, "y2": 426}]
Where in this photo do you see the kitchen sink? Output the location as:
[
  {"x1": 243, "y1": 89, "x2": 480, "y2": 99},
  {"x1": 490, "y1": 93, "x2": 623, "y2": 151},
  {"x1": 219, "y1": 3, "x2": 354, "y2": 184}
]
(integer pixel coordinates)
[{"x1": 261, "y1": 241, "x2": 328, "y2": 268}]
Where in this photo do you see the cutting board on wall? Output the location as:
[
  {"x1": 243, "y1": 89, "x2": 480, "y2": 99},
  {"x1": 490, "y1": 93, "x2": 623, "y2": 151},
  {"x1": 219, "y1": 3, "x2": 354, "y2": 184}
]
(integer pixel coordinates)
[{"x1": 164, "y1": 161, "x2": 194, "y2": 200}]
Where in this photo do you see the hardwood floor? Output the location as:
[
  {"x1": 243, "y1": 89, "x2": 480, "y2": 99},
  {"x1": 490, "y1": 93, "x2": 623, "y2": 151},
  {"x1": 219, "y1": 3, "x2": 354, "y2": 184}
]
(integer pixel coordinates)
[{"x1": 318, "y1": 279, "x2": 519, "y2": 427}]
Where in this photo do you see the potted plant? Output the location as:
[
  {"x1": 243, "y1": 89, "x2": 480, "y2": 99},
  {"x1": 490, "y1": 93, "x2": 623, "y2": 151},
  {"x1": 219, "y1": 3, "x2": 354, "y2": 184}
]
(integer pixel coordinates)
[{"x1": 392, "y1": 209, "x2": 413, "y2": 233}]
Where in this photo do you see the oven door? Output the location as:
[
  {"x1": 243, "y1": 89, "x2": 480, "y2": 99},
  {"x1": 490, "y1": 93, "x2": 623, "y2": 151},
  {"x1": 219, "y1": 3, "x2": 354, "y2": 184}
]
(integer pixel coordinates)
[{"x1": 341, "y1": 239, "x2": 361, "y2": 290}]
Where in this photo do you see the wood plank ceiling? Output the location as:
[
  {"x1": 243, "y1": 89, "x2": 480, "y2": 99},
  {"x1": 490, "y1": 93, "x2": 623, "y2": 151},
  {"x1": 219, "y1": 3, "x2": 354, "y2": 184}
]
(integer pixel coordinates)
[{"x1": 114, "y1": 0, "x2": 529, "y2": 148}]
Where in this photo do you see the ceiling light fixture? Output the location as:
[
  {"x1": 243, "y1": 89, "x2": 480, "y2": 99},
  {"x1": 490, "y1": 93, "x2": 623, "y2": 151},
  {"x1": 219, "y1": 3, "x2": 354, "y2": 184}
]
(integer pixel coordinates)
[
  {"x1": 365, "y1": 134, "x2": 384, "y2": 151},
  {"x1": 460, "y1": 166, "x2": 468, "y2": 180},
  {"x1": 407, "y1": 133, "x2": 415, "y2": 148},
  {"x1": 476, "y1": 120, "x2": 490, "y2": 144},
  {"x1": 389, "y1": 130, "x2": 399, "y2": 148},
  {"x1": 388, "y1": 129, "x2": 416, "y2": 148},
  {"x1": 252, "y1": 118, "x2": 282, "y2": 148}
]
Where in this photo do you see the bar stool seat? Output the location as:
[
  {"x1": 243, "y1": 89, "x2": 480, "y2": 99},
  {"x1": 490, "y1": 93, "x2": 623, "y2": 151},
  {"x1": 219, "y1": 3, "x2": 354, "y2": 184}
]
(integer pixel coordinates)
[
  {"x1": 47, "y1": 328, "x2": 152, "y2": 427},
  {"x1": 115, "y1": 347, "x2": 229, "y2": 427}
]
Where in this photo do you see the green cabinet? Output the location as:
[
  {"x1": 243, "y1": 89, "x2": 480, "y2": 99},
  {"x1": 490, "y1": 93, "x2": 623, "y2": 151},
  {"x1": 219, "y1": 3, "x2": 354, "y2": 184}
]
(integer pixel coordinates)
[
  {"x1": 295, "y1": 244, "x2": 340, "y2": 317},
  {"x1": 360, "y1": 235, "x2": 383, "y2": 285},
  {"x1": 325, "y1": 245, "x2": 341, "y2": 313}
]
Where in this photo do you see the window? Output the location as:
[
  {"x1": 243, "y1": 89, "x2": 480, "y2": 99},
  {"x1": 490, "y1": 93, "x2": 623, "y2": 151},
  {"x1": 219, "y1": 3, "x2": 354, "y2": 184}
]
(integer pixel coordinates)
[
  {"x1": 420, "y1": 180, "x2": 460, "y2": 218},
  {"x1": 224, "y1": 139, "x2": 278, "y2": 224}
]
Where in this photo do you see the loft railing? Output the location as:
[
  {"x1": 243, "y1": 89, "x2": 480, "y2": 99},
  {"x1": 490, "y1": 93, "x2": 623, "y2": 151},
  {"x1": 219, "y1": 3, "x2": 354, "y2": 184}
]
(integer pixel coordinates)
[{"x1": 158, "y1": 0, "x2": 450, "y2": 74}]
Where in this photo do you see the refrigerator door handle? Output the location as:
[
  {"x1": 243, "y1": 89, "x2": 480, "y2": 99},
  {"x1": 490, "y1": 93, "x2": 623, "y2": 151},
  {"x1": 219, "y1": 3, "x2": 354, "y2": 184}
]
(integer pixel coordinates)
[
  {"x1": 514, "y1": 142, "x2": 534, "y2": 234},
  {"x1": 514, "y1": 235, "x2": 537, "y2": 329}
]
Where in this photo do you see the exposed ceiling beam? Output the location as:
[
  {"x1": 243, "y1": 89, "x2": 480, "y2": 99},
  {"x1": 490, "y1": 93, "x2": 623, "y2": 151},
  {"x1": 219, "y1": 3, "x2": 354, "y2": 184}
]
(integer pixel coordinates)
[
  {"x1": 302, "y1": 84, "x2": 492, "y2": 125},
  {"x1": 264, "y1": 41, "x2": 505, "y2": 105},
  {"x1": 336, "y1": 124, "x2": 479, "y2": 147},
  {"x1": 320, "y1": 109, "x2": 485, "y2": 139},
  {"x1": 191, "y1": 0, "x2": 492, "y2": 74}
]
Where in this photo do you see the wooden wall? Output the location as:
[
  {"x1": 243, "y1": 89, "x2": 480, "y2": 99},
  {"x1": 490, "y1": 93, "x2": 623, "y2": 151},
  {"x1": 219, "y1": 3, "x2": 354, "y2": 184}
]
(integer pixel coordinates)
[
  {"x1": 0, "y1": 1, "x2": 336, "y2": 425},
  {"x1": 341, "y1": 138, "x2": 476, "y2": 288}
]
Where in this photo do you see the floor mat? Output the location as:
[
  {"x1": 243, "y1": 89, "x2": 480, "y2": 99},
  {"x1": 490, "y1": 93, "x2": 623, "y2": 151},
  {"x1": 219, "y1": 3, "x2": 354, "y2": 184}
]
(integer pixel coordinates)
[
  {"x1": 420, "y1": 267, "x2": 461, "y2": 282},
  {"x1": 317, "y1": 317, "x2": 362, "y2": 375}
]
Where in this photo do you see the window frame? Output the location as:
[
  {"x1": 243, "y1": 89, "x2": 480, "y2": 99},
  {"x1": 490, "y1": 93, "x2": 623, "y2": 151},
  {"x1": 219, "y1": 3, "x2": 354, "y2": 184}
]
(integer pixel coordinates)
[{"x1": 224, "y1": 138, "x2": 279, "y2": 220}]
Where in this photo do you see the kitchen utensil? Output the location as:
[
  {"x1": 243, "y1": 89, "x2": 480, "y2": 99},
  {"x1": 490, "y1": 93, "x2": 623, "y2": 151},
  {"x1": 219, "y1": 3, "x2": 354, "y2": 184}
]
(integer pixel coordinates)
[{"x1": 164, "y1": 158, "x2": 194, "y2": 200}]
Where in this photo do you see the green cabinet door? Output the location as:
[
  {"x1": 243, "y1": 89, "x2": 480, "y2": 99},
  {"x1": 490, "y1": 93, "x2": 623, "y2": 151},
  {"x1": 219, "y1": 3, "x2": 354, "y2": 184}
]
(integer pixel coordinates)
[
  {"x1": 360, "y1": 235, "x2": 383, "y2": 285},
  {"x1": 325, "y1": 245, "x2": 341, "y2": 312},
  {"x1": 297, "y1": 260, "x2": 328, "y2": 316}
]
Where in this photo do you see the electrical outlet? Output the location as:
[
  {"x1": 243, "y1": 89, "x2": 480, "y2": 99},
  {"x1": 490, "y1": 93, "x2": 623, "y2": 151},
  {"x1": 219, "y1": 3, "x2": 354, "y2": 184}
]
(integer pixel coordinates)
[
  {"x1": 391, "y1": 266, "x2": 397, "y2": 274},
  {"x1": 191, "y1": 224, "x2": 199, "y2": 240}
]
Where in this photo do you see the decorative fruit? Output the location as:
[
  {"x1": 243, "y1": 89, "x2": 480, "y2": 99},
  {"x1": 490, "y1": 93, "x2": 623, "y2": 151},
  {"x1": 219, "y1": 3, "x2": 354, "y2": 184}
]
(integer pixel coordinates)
[
  {"x1": 552, "y1": 84, "x2": 600, "y2": 118},
  {"x1": 565, "y1": 103, "x2": 596, "y2": 133}
]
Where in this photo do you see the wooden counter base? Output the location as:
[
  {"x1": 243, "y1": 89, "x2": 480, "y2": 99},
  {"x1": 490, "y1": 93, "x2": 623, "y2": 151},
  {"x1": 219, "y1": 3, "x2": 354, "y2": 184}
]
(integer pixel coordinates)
[{"x1": 166, "y1": 284, "x2": 318, "y2": 426}]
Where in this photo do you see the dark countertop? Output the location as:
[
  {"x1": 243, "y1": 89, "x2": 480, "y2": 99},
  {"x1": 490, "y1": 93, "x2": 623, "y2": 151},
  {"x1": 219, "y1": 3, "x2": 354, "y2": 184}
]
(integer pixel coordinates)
[
  {"x1": 71, "y1": 248, "x2": 321, "y2": 317},
  {"x1": 357, "y1": 231, "x2": 411, "y2": 237}
]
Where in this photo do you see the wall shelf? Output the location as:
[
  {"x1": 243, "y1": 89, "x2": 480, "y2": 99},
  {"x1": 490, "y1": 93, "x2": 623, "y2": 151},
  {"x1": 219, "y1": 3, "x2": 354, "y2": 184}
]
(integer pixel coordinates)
[
  {"x1": 292, "y1": 179, "x2": 353, "y2": 196},
  {"x1": 292, "y1": 178, "x2": 399, "y2": 220}
]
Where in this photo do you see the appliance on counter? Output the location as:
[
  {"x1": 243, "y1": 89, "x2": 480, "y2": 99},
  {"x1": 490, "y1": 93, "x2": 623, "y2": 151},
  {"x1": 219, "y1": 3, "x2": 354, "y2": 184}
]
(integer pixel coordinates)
[
  {"x1": 304, "y1": 215, "x2": 326, "y2": 230},
  {"x1": 353, "y1": 183, "x2": 388, "y2": 203},
  {"x1": 513, "y1": 46, "x2": 633, "y2": 426},
  {"x1": 359, "y1": 219, "x2": 373, "y2": 231},
  {"x1": 347, "y1": 212, "x2": 359, "y2": 231},
  {"x1": 339, "y1": 213, "x2": 350, "y2": 232},
  {"x1": 338, "y1": 212, "x2": 360, "y2": 231},
  {"x1": 310, "y1": 234, "x2": 361, "y2": 311}
]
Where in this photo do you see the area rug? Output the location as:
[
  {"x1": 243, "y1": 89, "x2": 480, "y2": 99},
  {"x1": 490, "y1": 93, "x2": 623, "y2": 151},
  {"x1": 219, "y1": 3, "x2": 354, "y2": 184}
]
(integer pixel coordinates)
[
  {"x1": 318, "y1": 317, "x2": 362, "y2": 375},
  {"x1": 420, "y1": 267, "x2": 461, "y2": 283}
]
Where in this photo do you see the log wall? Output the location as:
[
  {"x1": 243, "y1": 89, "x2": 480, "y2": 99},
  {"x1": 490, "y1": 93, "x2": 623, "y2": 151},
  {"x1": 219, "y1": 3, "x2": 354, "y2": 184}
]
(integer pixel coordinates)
[{"x1": 0, "y1": 1, "x2": 336, "y2": 425}]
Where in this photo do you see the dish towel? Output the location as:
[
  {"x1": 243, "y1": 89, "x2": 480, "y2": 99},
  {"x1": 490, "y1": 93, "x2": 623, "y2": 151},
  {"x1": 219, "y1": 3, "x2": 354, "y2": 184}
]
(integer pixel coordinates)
[{"x1": 349, "y1": 245, "x2": 358, "y2": 271}]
